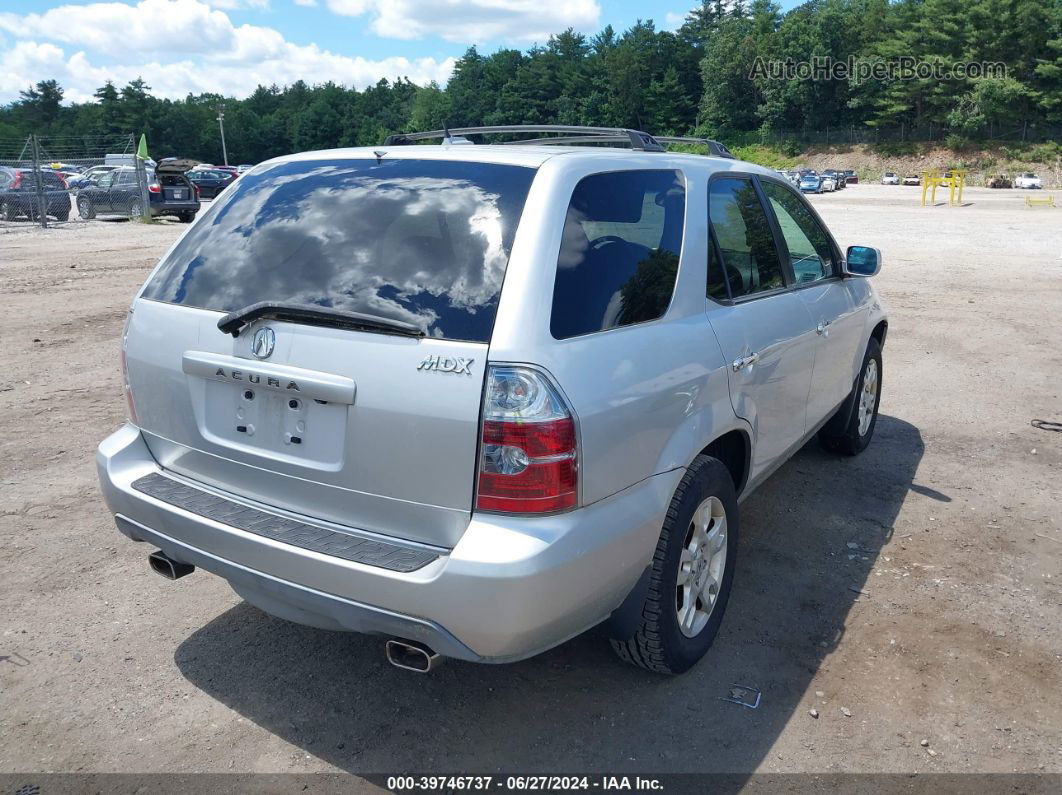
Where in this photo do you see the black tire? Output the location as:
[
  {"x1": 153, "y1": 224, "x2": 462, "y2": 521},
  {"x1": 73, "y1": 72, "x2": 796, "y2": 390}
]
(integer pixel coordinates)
[
  {"x1": 128, "y1": 198, "x2": 143, "y2": 217},
  {"x1": 819, "y1": 337, "x2": 883, "y2": 456},
  {"x1": 54, "y1": 207, "x2": 69, "y2": 222},
  {"x1": 1, "y1": 200, "x2": 16, "y2": 221},
  {"x1": 178, "y1": 212, "x2": 195, "y2": 223},
  {"x1": 77, "y1": 196, "x2": 95, "y2": 220},
  {"x1": 609, "y1": 455, "x2": 739, "y2": 674}
]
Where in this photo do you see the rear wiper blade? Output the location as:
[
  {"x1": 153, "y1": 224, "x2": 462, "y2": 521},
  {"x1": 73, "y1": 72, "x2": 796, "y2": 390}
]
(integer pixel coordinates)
[{"x1": 218, "y1": 301, "x2": 426, "y2": 338}]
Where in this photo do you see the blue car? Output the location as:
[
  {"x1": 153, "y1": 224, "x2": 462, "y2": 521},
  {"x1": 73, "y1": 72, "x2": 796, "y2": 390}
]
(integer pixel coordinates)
[{"x1": 799, "y1": 175, "x2": 822, "y2": 193}]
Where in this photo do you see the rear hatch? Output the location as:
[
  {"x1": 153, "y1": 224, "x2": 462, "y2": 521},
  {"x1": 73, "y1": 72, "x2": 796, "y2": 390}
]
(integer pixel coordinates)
[
  {"x1": 155, "y1": 158, "x2": 197, "y2": 203},
  {"x1": 128, "y1": 156, "x2": 536, "y2": 547}
]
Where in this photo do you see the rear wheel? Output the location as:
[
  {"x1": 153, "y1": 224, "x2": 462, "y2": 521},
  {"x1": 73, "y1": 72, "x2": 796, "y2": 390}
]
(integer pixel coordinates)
[
  {"x1": 54, "y1": 206, "x2": 69, "y2": 222},
  {"x1": 128, "y1": 198, "x2": 143, "y2": 217},
  {"x1": 819, "y1": 337, "x2": 882, "y2": 456},
  {"x1": 609, "y1": 455, "x2": 738, "y2": 674},
  {"x1": 1, "y1": 199, "x2": 16, "y2": 221},
  {"x1": 77, "y1": 196, "x2": 95, "y2": 220},
  {"x1": 178, "y1": 211, "x2": 195, "y2": 223}
]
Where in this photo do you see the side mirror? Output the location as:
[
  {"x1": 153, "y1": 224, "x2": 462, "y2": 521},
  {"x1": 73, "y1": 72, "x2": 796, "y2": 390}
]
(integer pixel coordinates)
[{"x1": 844, "y1": 245, "x2": 881, "y2": 277}]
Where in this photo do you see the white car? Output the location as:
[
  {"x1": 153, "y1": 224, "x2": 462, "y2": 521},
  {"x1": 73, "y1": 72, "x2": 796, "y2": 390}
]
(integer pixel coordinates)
[
  {"x1": 819, "y1": 175, "x2": 837, "y2": 192},
  {"x1": 1014, "y1": 173, "x2": 1042, "y2": 189},
  {"x1": 881, "y1": 172, "x2": 900, "y2": 185}
]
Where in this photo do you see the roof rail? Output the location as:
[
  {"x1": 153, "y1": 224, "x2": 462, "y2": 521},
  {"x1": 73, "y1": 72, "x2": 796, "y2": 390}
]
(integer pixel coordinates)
[
  {"x1": 382, "y1": 125, "x2": 736, "y2": 159},
  {"x1": 383, "y1": 125, "x2": 666, "y2": 152},
  {"x1": 655, "y1": 136, "x2": 736, "y2": 159}
]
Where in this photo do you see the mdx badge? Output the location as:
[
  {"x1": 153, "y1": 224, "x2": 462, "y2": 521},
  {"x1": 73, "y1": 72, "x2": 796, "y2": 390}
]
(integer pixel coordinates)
[
  {"x1": 251, "y1": 327, "x2": 275, "y2": 359},
  {"x1": 417, "y1": 355, "x2": 473, "y2": 374}
]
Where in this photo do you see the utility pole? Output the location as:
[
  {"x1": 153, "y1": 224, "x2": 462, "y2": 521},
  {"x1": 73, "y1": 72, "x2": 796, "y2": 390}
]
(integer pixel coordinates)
[{"x1": 216, "y1": 104, "x2": 229, "y2": 166}]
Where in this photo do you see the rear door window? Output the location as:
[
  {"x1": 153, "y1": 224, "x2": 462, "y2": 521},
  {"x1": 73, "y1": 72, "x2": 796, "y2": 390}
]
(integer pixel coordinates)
[
  {"x1": 550, "y1": 169, "x2": 685, "y2": 339},
  {"x1": 708, "y1": 177, "x2": 785, "y2": 299},
  {"x1": 142, "y1": 158, "x2": 536, "y2": 343}
]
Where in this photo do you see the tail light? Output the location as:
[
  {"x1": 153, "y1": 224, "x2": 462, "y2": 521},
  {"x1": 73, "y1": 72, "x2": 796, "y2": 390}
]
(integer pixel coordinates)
[
  {"x1": 11, "y1": 172, "x2": 22, "y2": 189},
  {"x1": 120, "y1": 310, "x2": 139, "y2": 425},
  {"x1": 192, "y1": 183, "x2": 200, "y2": 195},
  {"x1": 476, "y1": 366, "x2": 578, "y2": 514},
  {"x1": 148, "y1": 182, "x2": 161, "y2": 193}
]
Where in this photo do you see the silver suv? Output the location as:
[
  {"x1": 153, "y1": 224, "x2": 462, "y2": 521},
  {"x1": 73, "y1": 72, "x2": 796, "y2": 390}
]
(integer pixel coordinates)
[{"x1": 96, "y1": 126, "x2": 887, "y2": 674}]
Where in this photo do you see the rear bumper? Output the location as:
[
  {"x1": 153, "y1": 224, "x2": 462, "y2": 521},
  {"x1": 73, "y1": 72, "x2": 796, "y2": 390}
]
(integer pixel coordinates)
[
  {"x1": 96, "y1": 424, "x2": 680, "y2": 662},
  {"x1": 149, "y1": 201, "x2": 199, "y2": 216}
]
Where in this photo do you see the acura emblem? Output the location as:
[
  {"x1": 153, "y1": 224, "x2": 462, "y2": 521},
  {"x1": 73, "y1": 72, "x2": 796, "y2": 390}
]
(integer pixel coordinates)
[{"x1": 251, "y1": 327, "x2": 275, "y2": 359}]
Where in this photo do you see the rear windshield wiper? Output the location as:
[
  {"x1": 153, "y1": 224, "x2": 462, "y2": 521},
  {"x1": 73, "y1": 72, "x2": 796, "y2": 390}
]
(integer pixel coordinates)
[{"x1": 218, "y1": 301, "x2": 426, "y2": 338}]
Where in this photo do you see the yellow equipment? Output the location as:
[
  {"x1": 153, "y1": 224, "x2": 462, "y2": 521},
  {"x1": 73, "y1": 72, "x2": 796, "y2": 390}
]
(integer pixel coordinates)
[
  {"x1": 1025, "y1": 195, "x2": 1056, "y2": 207},
  {"x1": 921, "y1": 169, "x2": 967, "y2": 206}
]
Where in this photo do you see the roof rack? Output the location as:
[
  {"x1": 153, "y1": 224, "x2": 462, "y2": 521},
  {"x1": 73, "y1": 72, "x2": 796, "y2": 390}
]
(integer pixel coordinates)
[{"x1": 382, "y1": 125, "x2": 736, "y2": 158}]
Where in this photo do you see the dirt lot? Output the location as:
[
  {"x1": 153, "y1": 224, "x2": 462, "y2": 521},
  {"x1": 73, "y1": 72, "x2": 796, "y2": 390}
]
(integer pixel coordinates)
[{"x1": 1, "y1": 185, "x2": 1060, "y2": 779}]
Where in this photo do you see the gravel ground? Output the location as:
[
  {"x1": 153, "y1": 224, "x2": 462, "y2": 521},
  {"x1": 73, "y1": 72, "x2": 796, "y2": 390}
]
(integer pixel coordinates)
[{"x1": 0, "y1": 186, "x2": 1060, "y2": 778}]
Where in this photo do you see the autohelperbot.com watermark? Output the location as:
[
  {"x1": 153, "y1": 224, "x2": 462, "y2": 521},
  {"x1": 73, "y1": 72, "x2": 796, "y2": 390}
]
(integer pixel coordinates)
[{"x1": 750, "y1": 55, "x2": 1007, "y2": 82}]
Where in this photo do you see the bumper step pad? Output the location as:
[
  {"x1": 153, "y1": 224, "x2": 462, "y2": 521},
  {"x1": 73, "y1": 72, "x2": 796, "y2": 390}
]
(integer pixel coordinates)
[{"x1": 132, "y1": 473, "x2": 439, "y2": 573}]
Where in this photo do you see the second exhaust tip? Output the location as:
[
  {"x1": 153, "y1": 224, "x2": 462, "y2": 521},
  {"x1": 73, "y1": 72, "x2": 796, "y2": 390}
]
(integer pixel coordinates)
[{"x1": 385, "y1": 639, "x2": 442, "y2": 673}]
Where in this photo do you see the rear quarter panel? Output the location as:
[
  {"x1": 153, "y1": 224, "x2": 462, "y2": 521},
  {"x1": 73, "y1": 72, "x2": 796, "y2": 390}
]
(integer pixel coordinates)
[{"x1": 490, "y1": 154, "x2": 748, "y2": 507}]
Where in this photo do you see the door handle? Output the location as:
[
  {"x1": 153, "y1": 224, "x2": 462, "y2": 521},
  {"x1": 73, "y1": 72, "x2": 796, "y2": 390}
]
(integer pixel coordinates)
[
  {"x1": 732, "y1": 352, "x2": 760, "y2": 371},
  {"x1": 816, "y1": 319, "x2": 832, "y2": 335}
]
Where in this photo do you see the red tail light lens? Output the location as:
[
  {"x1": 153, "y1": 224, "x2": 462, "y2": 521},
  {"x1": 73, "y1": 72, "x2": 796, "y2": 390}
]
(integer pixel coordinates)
[
  {"x1": 148, "y1": 182, "x2": 161, "y2": 193},
  {"x1": 476, "y1": 366, "x2": 578, "y2": 514},
  {"x1": 12, "y1": 172, "x2": 22, "y2": 189}
]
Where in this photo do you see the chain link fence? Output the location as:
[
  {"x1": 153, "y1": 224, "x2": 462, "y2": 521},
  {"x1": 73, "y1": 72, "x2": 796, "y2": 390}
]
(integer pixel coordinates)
[{"x1": 0, "y1": 133, "x2": 153, "y2": 229}]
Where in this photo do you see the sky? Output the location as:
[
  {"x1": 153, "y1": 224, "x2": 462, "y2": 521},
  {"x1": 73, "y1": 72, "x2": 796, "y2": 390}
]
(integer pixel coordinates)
[{"x1": 0, "y1": 0, "x2": 802, "y2": 104}]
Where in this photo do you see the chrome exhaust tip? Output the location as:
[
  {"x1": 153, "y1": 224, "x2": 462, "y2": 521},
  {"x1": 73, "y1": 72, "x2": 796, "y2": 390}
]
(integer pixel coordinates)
[
  {"x1": 148, "y1": 550, "x2": 195, "y2": 580},
  {"x1": 385, "y1": 639, "x2": 442, "y2": 673}
]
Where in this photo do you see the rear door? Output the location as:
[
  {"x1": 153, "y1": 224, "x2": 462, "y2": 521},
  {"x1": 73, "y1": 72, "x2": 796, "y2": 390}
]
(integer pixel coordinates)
[
  {"x1": 128, "y1": 156, "x2": 536, "y2": 548},
  {"x1": 705, "y1": 175, "x2": 818, "y2": 482}
]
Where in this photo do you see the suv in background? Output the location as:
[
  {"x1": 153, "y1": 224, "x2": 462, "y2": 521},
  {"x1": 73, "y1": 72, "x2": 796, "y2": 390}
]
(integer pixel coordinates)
[
  {"x1": 96, "y1": 126, "x2": 887, "y2": 675},
  {"x1": 0, "y1": 167, "x2": 70, "y2": 221},
  {"x1": 76, "y1": 159, "x2": 199, "y2": 222}
]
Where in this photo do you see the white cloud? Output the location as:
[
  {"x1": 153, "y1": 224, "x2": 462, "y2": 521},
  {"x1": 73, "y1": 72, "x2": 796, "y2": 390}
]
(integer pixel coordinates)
[
  {"x1": 325, "y1": 0, "x2": 600, "y2": 43},
  {"x1": 664, "y1": 12, "x2": 685, "y2": 31},
  {"x1": 293, "y1": 0, "x2": 317, "y2": 5},
  {"x1": 0, "y1": 0, "x2": 456, "y2": 102}
]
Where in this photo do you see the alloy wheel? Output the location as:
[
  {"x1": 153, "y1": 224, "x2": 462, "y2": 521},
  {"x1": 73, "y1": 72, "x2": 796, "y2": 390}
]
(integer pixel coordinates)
[
  {"x1": 676, "y1": 496, "x2": 728, "y2": 638},
  {"x1": 858, "y1": 358, "x2": 879, "y2": 436}
]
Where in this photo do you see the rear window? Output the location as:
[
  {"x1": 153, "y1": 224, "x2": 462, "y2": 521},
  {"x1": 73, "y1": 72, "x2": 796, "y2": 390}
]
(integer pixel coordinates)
[
  {"x1": 550, "y1": 169, "x2": 685, "y2": 339},
  {"x1": 142, "y1": 158, "x2": 536, "y2": 343}
]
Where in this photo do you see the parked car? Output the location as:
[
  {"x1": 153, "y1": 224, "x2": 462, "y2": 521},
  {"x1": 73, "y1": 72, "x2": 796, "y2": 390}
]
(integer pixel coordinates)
[
  {"x1": 881, "y1": 172, "x2": 900, "y2": 185},
  {"x1": 96, "y1": 125, "x2": 887, "y2": 675},
  {"x1": 822, "y1": 169, "x2": 845, "y2": 189},
  {"x1": 799, "y1": 174, "x2": 823, "y2": 193},
  {"x1": 784, "y1": 170, "x2": 800, "y2": 186},
  {"x1": 1014, "y1": 172, "x2": 1042, "y2": 189},
  {"x1": 903, "y1": 174, "x2": 921, "y2": 186},
  {"x1": 187, "y1": 168, "x2": 236, "y2": 199},
  {"x1": 66, "y1": 164, "x2": 118, "y2": 189},
  {"x1": 842, "y1": 169, "x2": 858, "y2": 184},
  {"x1": 76, "y1": 160, "x2": 200, "y2": 222},
  {"x1": 819, "y1": 174, "x2": 837, "y2": 192},
  {"x1": 0, "y1": 167, "x2": 70, "y2": 221},
  {"x1": 236, "y1": 164, "x2": 255, "y2": 174},
  {"x1": 988, "y1": 174, "x2": 1013, "y2": 189}
]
